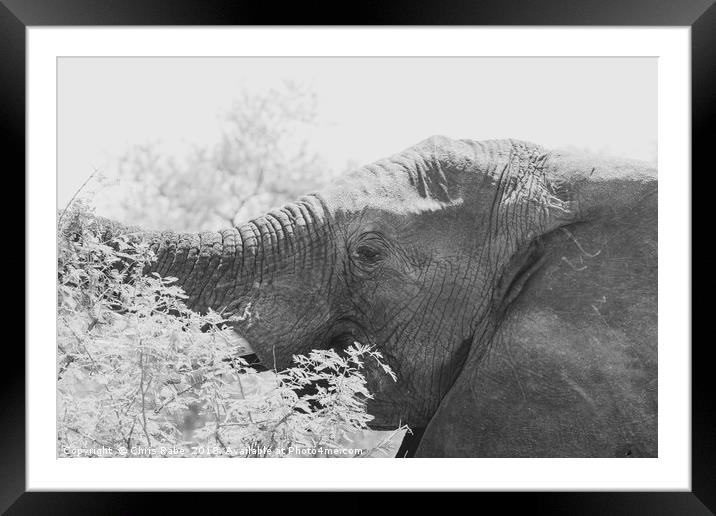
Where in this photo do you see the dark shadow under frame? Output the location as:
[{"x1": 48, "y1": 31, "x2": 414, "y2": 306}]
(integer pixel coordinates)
[{"x1": 6, "y1": 0, "x2": 713, "y2": 513}]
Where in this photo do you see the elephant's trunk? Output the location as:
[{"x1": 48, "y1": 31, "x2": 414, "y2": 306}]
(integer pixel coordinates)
[{"x1": 90, "y1": 194, "x2": 331, "y2": 318}]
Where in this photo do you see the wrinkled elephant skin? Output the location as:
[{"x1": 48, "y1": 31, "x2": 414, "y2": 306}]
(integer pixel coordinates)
[
  {"x1": 416, "y1": 194, "x2": 657, "y2": 457},
  {"x1": 98, "y1": 136, "x2": 657, "y2": 457}
]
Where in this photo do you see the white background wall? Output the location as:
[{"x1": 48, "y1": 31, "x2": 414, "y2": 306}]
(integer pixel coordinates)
[{"x1": 58, "y1": 56, "x2": 657, "y2": 210}]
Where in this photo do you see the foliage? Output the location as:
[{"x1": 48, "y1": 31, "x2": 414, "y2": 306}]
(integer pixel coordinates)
[
  {"x1": 57, "y1": 201, "x2": 403, "y2": 458},
  {"x1": 102, "y1": 82, "x2": 336, "y2": 232}
]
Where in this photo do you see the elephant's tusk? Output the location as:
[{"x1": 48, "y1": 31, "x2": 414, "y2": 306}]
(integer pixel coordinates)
[
  {"x1": 189, "y1": 330, "x2": 255, "y2": 356},
  {"x1": 212, "y1": 329, "x2": 255, "y2": 356}
]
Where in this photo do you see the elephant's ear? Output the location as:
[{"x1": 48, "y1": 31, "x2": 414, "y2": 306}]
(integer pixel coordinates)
[{"x1": 416, "y1": 152, "x2": 658, "y2": 457}]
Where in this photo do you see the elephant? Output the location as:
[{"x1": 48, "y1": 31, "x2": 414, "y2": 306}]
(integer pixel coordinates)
[{"x1": 95, "y1": 136, "x2": 657, "y2": 457}]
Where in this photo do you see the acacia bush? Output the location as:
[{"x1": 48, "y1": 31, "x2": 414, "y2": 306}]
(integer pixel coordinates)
[{"x1": 57, "y1": 201, "x2": 404, "y2": 458}]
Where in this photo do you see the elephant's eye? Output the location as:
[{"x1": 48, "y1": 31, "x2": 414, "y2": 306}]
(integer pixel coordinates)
[{"x1": 354, "y1": 245, "x2": 383, "y2": 264}]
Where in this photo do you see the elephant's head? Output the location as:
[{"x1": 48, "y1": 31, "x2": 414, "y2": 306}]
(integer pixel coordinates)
[{"x1": 133, "y1": 136, "x2": 657, "y2": 454}]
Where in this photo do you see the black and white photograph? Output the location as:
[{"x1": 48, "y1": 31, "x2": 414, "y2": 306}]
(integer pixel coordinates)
[
  {"x1": 56, "y1": 56, "x2": 658, "y2": 459},
  {"x1": 2, "y1": 0, "x2": 707, "y2": 507}
]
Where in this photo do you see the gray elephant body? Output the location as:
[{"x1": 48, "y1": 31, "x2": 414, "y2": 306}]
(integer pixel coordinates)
[
  {"x1": 99, "y1": 136, "x2": 657, "y2": 457},
  {"x1": 417, "y1": 192, "x2": 657, "y2": 456}
]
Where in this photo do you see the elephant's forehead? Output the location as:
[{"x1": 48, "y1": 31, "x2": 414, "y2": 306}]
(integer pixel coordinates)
[
  {"x1": 321, "y1": 158, "x2": 464, "y2": 215},
  {"x1": 325, "y1": 185, "x2": 461, "y2": 216},
  {"x1": 319, "y1": 136, "x2": 553, "y2": 213}
]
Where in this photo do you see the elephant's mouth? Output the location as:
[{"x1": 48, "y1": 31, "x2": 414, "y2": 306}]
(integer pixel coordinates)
[
  {"x1": 324, "y1": 318, "x2": 373, "y2": 351},
  {"x1": 236, "y1": 321, "x2": 373, "y2": 373},
  {"x1": 328, "y1": 331, "x2": 361, "y2": 350}
]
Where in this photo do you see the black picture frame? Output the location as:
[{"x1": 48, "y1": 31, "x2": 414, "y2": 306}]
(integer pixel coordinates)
[{"x1": 7, "y1": 0, "x2": 712, "y2": 513}]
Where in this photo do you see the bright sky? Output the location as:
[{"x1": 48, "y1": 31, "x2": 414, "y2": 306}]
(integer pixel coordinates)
[{"x1": 58, "y1": 57, "x2": 656, "y2": 208}]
